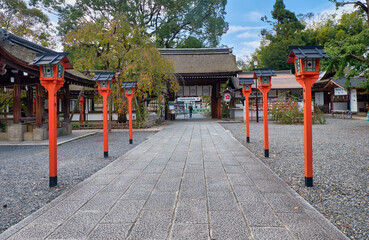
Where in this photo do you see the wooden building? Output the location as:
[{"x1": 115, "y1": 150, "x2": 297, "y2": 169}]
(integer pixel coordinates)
[
  {"x1": 0, "y1": 29, "x2": 94, "y2": 141},
  {"x1": 159, "y1": 48, "x2": 241, "y2": 119},
  {"x1": 313, "y1": 74, "x2": 369, "y2": 114}
]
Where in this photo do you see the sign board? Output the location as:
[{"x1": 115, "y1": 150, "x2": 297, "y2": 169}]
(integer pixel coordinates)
[
  {"x1": 334, "y1": 88, "x2": 347, "y2": 96},
  {"x1": 350, "y1": 89, "x2": 357, "y2": 113},
  {"x1": 224, "y1": 93, "x2": 231, "y2": 102},
  {"x1": 177, "y1": 97, "x2": 201, "y2": 102}
]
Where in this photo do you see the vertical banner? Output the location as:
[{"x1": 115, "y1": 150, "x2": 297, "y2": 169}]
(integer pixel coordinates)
[{"x1": 350, "y1": 89, "x2": 357, "y2": 113}]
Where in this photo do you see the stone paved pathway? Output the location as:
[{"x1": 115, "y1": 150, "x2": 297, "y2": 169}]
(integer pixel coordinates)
[{"x1": 0, "y1": 122, "x2": 348, "y2": 240}]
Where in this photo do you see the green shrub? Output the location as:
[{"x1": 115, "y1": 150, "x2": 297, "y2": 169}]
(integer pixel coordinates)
[
  {"x1": 313, "y1": 105, "x2": 326, "y2": 124},
  {"x1": 0, "y1": 121, "x2": 6, "y2": 132},
  {"x1": 271, "y1": 101, "x2": 303, "y2": 124}
]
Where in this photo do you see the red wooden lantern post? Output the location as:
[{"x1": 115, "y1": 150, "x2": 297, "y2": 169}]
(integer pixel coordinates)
[
  {"x1": 93, "y1": 72, "x2": 116, "y2": 158},
  {"x1": 79, "y1": 96, "x2": 85, "y2": 125},
  {"x1": 30, "y1": 53, "x2": 73, "y2": 187},
  {"x1": 254, "y1": 69, "x2": 276, "y2": 158},
  {"x1": 122, "y1": 82, "x2": 137, "y2": 144},
  {"x1": 240, "y1": 78, "x2": 255, "y2": 143},
  {"x1": 287, "y1": 46, "x2": 329, "y2": 187}
]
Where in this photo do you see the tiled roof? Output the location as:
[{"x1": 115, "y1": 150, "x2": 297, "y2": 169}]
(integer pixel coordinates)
[
  {"x1": 29, "y1": 53, "x2": 72, "y2": 69},
  {"x1": 159, "y1": 48, "x2": 240, "y2": 74},
  {"x1": 287, "y1": 46, "x2": 329, "y2": 64},
  {"x1": 254, "y1": 68, "x2": 277, "y2": 77},
  {"x1": 121, "y1": 81, "x2": 137, "y2": 89},
  {"x1": 92, "y1": 72, "x2": 116, "y2": 81},
  {"x1": 239, "y1": 78, "x2": 254, "y2": 85},
  {"x1": 159, "y1": 48, "x2": 232, "y2": 55},
  {"x1": 239, "y1": 70, "x2": 301, "y2": 89}
]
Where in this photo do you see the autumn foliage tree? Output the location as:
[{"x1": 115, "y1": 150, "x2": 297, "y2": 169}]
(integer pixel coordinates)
[
  {"x1": 64, "y1": 15, "x2": 178, "y2": 125},
  {"x1": 0, "y1": 0, "x2": 53, "y2": 47}
]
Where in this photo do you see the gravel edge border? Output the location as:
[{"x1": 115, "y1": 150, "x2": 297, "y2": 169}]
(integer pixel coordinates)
[
  {"x1": 222, "y1": 127, "x2": 349, "y2": 240},
  {"x1": 0, "y1": 130, "x2": 161, "y2": 239}
]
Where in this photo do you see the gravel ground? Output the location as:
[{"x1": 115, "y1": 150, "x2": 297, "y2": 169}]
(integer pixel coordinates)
[
  {"x1": 0, "y1": 130, "x2": 156, "y2": 234},
  {"x1": 220, "y1": 117, "x2": 368, "y2": 240}
]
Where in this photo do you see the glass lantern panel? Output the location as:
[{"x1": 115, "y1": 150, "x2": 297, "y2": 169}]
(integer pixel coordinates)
[
  {"x1": 244, "y1": 85, "x2": 251, "y2": 90},
  {"x1": 295, "y1": 59, "x2": 301, "y2": 73},
  {"x1": 109, "y1": 80, "x2": 112, "y2": 88},
  {"x1": 262, "y1": 77, "x2": 270, "y2": 85},
  {"x1": 305, "y1": 58, "x2": 316, "y2": 72},
  {"x1": 100, "y1": 81, "x2": 108, "y2": 88},
  {"x1": 43, "y1": 65, "x2": 53, "y2": 78},
  {"x1": 57, "y1": 64, "x2": 64, "y2": 78},
  {"x1": 126, "y1": 88, "x2": 132, "y2": 93}
]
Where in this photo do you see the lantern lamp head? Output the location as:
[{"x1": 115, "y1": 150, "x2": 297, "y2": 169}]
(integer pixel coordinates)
[
  {"x1": 287, "y1": 46, "x2": 329, "y2": 76},
  {"x1": 239, "y1": 78, "x2": 254, "y2": 91},
  {"x1": 254, "y1": 68, "x2": 276, "y2": 87},
  {"x1": 122, "y1": 81, "x2": 138, "y2": 94},
  {"x1": 93, "y1": 72, "x2": 116, "y2": 90},
  {"x1": 29, "y1": 52, "x2": 73, "y2": 80}
]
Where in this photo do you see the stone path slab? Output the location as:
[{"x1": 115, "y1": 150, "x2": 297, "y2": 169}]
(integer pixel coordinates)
[{"x1": 0, "y1": 122, "x2": 348, "y2": 240}]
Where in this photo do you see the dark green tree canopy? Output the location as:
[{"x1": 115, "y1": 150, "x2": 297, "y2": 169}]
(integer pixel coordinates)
[{"x1": 31, "y1": 0, "x2": 229, "y2": 48}]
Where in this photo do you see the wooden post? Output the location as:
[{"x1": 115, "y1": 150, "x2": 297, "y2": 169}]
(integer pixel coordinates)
[
  {"x1": 35, "y1": 84, "x2": 43, "y2": 128},
  {"x1": 62, "y1": 84, "x2": 70, "y2": 124},
  {"x1": 13, "y1": 84, "x2": 21, "y2": 124},
  {"x1": 26, "y1": 85, "x2": 33, "y2": 117}
]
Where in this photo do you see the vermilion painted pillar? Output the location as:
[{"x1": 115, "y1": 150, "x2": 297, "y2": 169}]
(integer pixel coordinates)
[
  {"x1": 242, "y1": 89, "x2": 251, "y2": 143},
  {"x1": 40, "y1": 79, "x2": 64, "y2": 187},
  {"x1": 125, "y1": 90, "x2": 135, "y2": 144},
  {"x1": 297, "y1": 76, "x2": 316, "y2": 187},
  {"x1": 259, "y1": 86, "x2": 271, "y2": 158},
  {"x1": 79, "y1": 96, "x2": 85, "y2": 125},
  {"x1": 98, "y1": 90, "x2": 111, "y2": 158}
]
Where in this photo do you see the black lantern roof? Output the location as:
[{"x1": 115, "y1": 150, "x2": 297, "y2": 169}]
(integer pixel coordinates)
[
  {"x1": 29, "y1": 52, "x2": 73, "y2": 69},
  {"x1": 287, "y1": 46, "x2": 329, "y2": 64},
  {"x1": 254, "y1": 68, "x2": 276, "y2": 77},
  {"x1": 239, "y1": 78, "x2": 254, "y2": 85},
  {"x1": 121, "y1": 81, "x2": 137, "y2": 89},
  {"x1": 92, "y1": 72, "x2": 116, "y2": 82}
]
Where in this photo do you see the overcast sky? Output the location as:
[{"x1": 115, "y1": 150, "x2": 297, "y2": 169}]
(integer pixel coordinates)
[{"x1": 221, "y1": 0, "x2": 355, "y2": 60}]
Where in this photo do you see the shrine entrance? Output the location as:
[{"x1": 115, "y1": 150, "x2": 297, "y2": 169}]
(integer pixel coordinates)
[{"x1": 159, "y1": 48, "x2": 241, "y2": 120}]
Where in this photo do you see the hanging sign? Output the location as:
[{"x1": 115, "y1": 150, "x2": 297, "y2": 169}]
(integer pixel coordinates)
[
  {"x1": 224, "y1": 93, "x2": 231, "y2": 102},
  {"x1": 177, "y1": 97, "x2": 201, "y2": 102},
  {"x1": 334, "y1": 88, "x2": 347, "y2": 96}
]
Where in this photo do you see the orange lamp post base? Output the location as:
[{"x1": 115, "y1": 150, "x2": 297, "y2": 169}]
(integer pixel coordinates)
[
  {"x1": 40, "y1": 79, "x2": 64, "y2": 187},
  {"x1": 125, "y1": 91, "x2": 135, "y2": 144},
  {"x1": 98, "y1": 88, "x2": 112, "y2": 158},
  {"x1": 259, "y1": 85, "x2": 271, "y2": 158}
]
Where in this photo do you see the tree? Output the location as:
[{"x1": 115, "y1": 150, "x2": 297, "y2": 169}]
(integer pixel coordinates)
[
  {"x1": 325, "y1": 2, "x2": 369, "y2": 91},
  {"x1": 31, "y1": 0, "x2": 229, "y2": 48},
  {"x1": 64, "y1": 15, "x2": 178, "y2": 125},
  {"x1": 330, "y1": 0, "x2": 369, "y2": 25},
  {"x1": 256, "y1": 0, "x2": 305, "y2": 70},
  {"x1": 0, "y1": 0, "x2": 52, "y2": 47}
]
